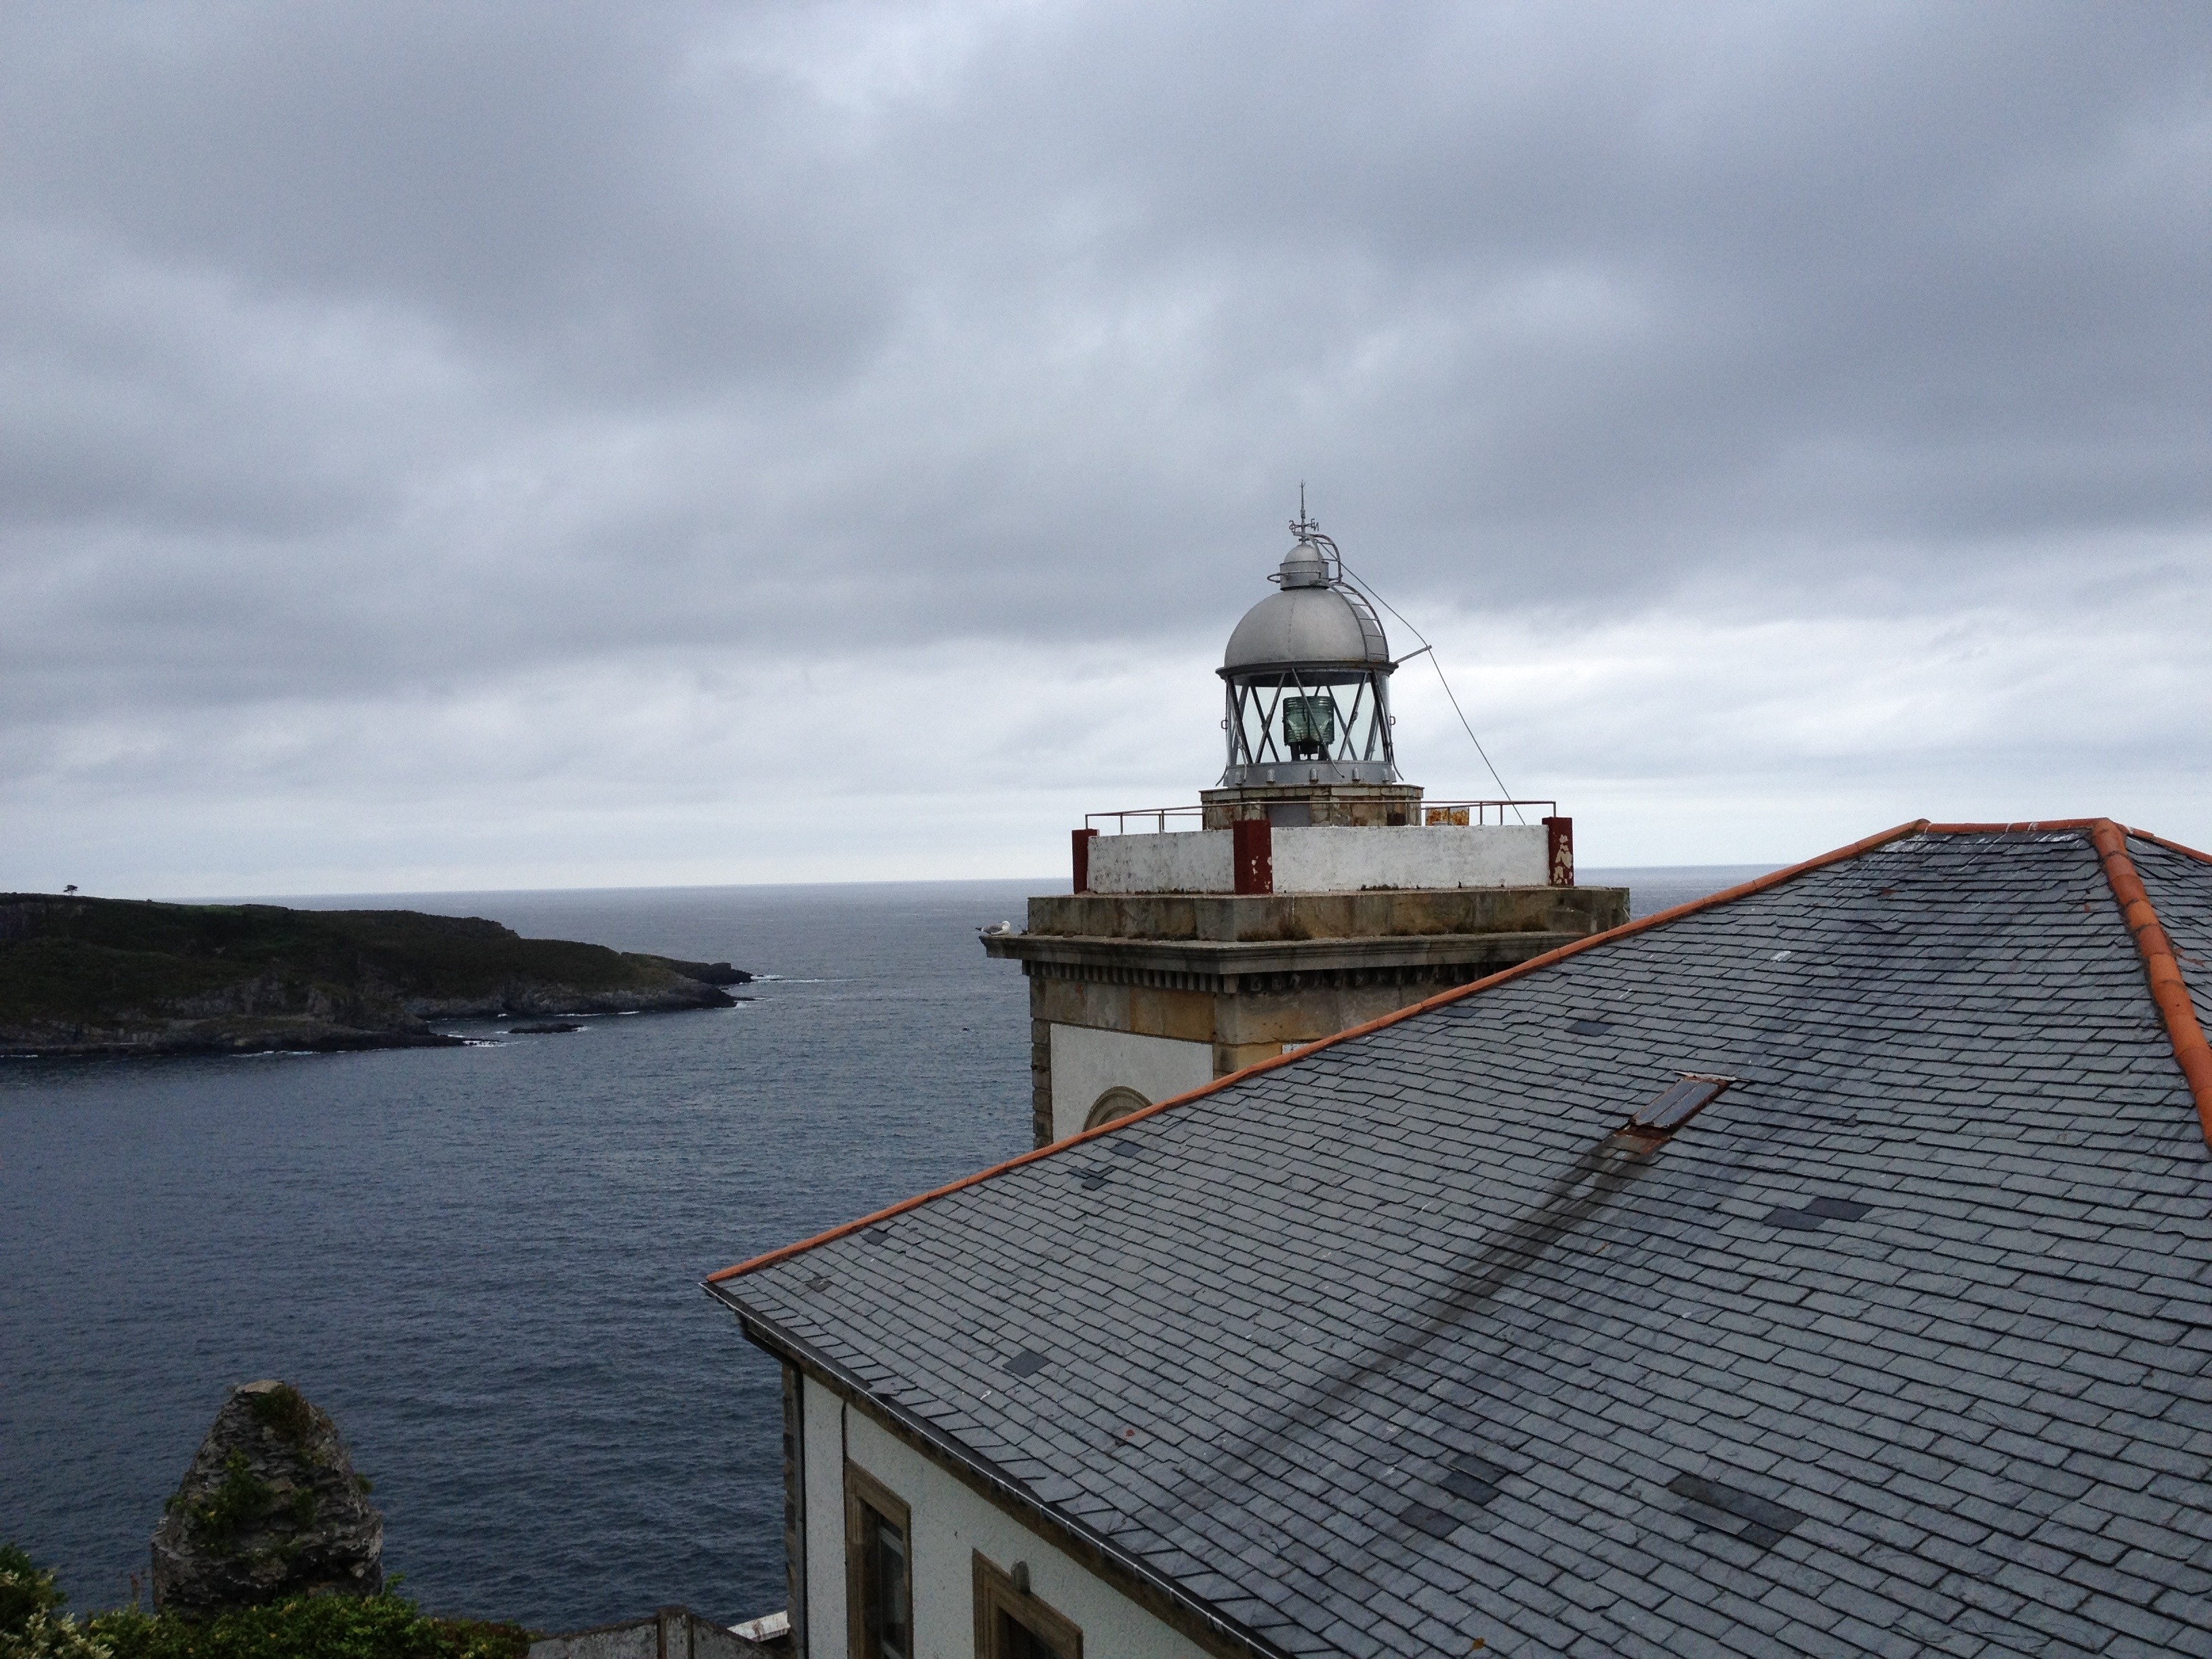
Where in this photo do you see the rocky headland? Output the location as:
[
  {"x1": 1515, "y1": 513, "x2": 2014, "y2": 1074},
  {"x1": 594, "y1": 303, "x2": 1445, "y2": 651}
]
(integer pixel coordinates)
[{"x1": 0, "y1": 892, "x2": 750, "y2": 1057}]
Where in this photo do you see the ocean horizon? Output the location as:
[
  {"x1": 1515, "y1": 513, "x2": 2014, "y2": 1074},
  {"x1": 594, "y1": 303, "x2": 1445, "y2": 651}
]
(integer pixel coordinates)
[{"x1": 171, "y1": 861, "x2": 1779, "y2": 910}]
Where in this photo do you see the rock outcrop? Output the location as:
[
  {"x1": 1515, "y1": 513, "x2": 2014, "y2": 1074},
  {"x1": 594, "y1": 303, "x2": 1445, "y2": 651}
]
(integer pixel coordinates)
[
  {"x1": 636, "y1": 956, "x2": 754, "y2": 986},
  {"x1": 150, "y1": 1381, "x2": 384, "y2": 1616},
  {"x1": 0, "y1": 894, "x2": 743, "y2": 1056}
]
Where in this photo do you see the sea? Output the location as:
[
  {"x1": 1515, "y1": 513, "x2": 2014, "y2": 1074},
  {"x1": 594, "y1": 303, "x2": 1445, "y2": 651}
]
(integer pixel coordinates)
[{"x1": 0, "y1": 867, "x2": 1765, "y2": 1631}]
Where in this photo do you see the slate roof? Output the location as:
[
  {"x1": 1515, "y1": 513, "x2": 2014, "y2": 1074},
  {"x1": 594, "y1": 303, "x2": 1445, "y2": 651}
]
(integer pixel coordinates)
[{"x1": 706, "y1": 823, "x2": 2212, "y2": 1659}]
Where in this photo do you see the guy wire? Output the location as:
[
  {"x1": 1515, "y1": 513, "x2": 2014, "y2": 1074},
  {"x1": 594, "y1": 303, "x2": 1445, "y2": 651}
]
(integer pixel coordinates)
[{"x1": 1335, "y1": 559, "x2": 1523, "y2": 823}]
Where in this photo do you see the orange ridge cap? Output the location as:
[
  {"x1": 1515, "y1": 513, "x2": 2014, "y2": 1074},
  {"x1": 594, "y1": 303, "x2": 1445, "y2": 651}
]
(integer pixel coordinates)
[
  {"x1": 1920, "y1": 819, "x2": 2110, "y2": 834},
  {"x1": 2090, "y1": 821, "x2": 2212, "y2": 1151},
  {"x1": 705, "y1": 815, "x2": 1935, "y2": 1285}
]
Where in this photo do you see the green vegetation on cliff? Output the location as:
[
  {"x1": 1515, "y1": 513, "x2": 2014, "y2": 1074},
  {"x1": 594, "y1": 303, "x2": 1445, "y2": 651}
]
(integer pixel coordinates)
[
  {"x1": 88, "y1": 1598, "x2": 530, "y2": 1659},
  {"x1": 1, "y1": 1546, "x2": 529, "y2": 1659},
  {"x1": 0, "y1": 893, "x2": 740, "y2": 1057},
  {"x1": 1, "y1": 1542, "x2": 107, "y2": 1659}
]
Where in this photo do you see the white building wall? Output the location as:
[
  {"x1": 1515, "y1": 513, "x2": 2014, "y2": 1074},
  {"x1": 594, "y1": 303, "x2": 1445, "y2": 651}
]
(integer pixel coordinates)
[
  {"x1": 804, "y1": 1389, "x2": 1210, "y2": 1659},
  {"x1": 1048, "y1": 1025, "x2": 1214, "y2": 1142},
  {"x1": 1086, "y1": 830, "x2": 1233, "y2": 894},
  {"x1": 1269, "y1": 823, "x2": 1549, "y2": 891},
  {"x1": 802, "y1": 1374, "x2": 849, "y2": 1658},
  {"x1": 1084, "y1": 823, "x2": 1548, "y2": 895}
]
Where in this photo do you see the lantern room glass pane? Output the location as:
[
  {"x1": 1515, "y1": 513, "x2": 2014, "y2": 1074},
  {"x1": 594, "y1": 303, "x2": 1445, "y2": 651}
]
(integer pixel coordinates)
[{"x1": 1226, "y1": 670, "x2": 1393, "y2": 773}]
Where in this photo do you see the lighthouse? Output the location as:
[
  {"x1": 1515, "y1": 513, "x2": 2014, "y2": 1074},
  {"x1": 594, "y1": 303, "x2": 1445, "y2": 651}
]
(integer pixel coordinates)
[{"x1": 983, "y1": 513, "x2": 1629, "y2": 1147}]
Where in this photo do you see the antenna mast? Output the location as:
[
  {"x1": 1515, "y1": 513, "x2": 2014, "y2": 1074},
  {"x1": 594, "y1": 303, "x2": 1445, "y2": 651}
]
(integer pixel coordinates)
[{"x1": 1290, "y1": 483, "x2": 1339, "y2": 581}]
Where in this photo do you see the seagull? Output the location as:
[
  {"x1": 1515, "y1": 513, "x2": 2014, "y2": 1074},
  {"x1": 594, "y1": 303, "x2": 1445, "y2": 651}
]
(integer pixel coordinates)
[{"x1": 979, "y1": 920, "x2": 1014, "y2": 937}]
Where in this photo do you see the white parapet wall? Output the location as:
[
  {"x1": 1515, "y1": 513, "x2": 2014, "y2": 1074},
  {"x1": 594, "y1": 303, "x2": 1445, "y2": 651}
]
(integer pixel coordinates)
[
  {"x1": 1273, "y1": 823, "x2": 1549, "y2": 890},
  {"x1": 1084, "y1": 823, "x2": 1550, "y2": 894},
  {"x1": 1086, "y1": 828, "x2": 1235, "y2": 893}
]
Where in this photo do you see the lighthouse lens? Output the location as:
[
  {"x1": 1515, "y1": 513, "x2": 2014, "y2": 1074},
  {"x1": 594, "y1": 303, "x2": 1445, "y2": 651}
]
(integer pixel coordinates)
[{"x1": 1283, "y1": 696, "x2": 1336, "y2": 759}]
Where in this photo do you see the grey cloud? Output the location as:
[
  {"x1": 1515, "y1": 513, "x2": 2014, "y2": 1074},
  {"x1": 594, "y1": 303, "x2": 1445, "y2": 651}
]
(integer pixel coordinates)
[
  {"x1": 1, "y1": 4, "x2": 891, "y2": 390},
  {"x1": 0, "y1": 0, "x2": 2207, "y2": 891}
]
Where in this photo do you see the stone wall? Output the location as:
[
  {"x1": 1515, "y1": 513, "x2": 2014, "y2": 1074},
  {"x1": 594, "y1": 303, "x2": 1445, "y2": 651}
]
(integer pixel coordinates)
[
  {"x1": 1024, "y1": 884, "x2": 1626, "y2": 943},
  {"x1": 525, "y1": 1608, "x2": 773, "y2": 1659}
]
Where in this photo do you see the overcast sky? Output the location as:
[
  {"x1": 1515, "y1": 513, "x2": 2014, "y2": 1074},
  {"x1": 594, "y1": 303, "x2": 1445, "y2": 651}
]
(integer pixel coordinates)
[{"x1": 3, "y1": 1, "x2": 2206, "y2": 896}]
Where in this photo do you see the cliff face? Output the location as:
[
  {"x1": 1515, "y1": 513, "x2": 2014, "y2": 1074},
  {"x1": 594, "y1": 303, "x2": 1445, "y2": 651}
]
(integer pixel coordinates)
[{"x1": 0, "y1": 894, "x2": 738, "y2": 1056}]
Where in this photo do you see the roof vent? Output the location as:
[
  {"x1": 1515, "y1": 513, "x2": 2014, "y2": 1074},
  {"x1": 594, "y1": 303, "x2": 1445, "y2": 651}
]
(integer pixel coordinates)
[{"x1": 1629, "y1": 1074, "x2": 1736, "y2": 1134}]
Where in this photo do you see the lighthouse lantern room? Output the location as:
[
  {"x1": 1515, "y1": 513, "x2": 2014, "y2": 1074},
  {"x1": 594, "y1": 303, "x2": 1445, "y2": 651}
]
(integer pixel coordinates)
[{"x1": 1206, "y1": 516, "x2": 1418, "y2": 828}]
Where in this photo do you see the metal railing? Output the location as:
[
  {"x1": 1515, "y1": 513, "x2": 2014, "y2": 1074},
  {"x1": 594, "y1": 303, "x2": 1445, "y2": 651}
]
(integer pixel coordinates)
[
  {"x1": 1417, "y1": 799, "x2": 1557, "y2": 825},
  {"x1": 1083, "y1": 800, "x2": 1558, "y2": 832},
  {"x1": 1085, "y1": 805, "x2": 1204, "y2": 834}
]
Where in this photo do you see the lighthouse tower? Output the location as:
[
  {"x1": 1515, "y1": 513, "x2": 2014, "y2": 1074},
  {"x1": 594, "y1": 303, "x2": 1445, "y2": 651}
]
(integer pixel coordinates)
[{"x1": 983, "y1": 515, "x2": 1628, "y2": 1148}]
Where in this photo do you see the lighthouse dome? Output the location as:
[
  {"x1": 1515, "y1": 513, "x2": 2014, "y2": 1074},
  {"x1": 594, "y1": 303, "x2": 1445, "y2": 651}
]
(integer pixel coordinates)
[
  {"x1": 1222, "y1": 541, "x2": 1391, "y2": 673},
  {"x1": 1213, "y1": 521, "x2": 1404, "y2": 791}
]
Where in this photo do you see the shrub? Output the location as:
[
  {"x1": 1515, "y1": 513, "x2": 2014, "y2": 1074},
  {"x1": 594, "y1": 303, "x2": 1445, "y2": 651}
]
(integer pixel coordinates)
[
  {"x1": 188, "y1": 1456, "x2": 274, "y2": 1553},
  {"x1": 0, "y1": 1545, "x2": 66, "y2": 1635},
  {"x1": 244, "y1": 1390, "x2": 319, "y2": 1450},
  {"x1": 0, "y1": 1544, "x2": 111, "y2": 1659},
  {"x1": 87, "y1": 1596, "x2": 529, "y2": 1659}
]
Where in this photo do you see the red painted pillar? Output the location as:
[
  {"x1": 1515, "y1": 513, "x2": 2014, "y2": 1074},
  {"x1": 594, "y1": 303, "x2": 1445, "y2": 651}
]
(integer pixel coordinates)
[
  {"x1": 1544, "y1": 816, "x2": 1574, "y2": 887},
  {"x1": 1232, "y1": 818, "x2": 1273, "y2": 895},
  {"x1": 1071, "y1": 827, "x2": 1099, "y2": 893}
]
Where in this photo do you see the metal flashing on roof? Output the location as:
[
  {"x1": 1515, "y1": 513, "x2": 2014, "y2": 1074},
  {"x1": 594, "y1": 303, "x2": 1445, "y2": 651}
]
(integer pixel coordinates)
[{"x1": 1629, "y1": 1073, "x2": 1735, "y2": 1133}]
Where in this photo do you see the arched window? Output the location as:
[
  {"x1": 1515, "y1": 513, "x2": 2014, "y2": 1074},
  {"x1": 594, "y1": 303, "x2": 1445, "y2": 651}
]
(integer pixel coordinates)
[{"x1": 1084, "y1": 1086, "x2": 1150, "y2": 1131}]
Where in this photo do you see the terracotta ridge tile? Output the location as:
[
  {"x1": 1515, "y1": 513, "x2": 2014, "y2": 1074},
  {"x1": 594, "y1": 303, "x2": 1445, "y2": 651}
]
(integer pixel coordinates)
[
  {"x1": 1920, "y1": 819, "x2": 2108, "y2": 834},
  {"x1": 2091, "y1": 821, "x2": 2212, "y2": 1151}
]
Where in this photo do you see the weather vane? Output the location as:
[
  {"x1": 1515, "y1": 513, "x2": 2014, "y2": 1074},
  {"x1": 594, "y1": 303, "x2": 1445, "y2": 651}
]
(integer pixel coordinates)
[{"x1": 1290, "y1": 480, "x2": 1322, "y2": 541}]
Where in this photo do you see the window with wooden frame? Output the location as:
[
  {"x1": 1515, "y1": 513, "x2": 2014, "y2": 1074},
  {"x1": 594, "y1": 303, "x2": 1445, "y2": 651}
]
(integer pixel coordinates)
[
  {"x1": 844, "y1": 1464, "x2": 912, "y2": 1659},
  {"x1": 972, "y1": 1552, "x2": 1082, "y2": 1659}
]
